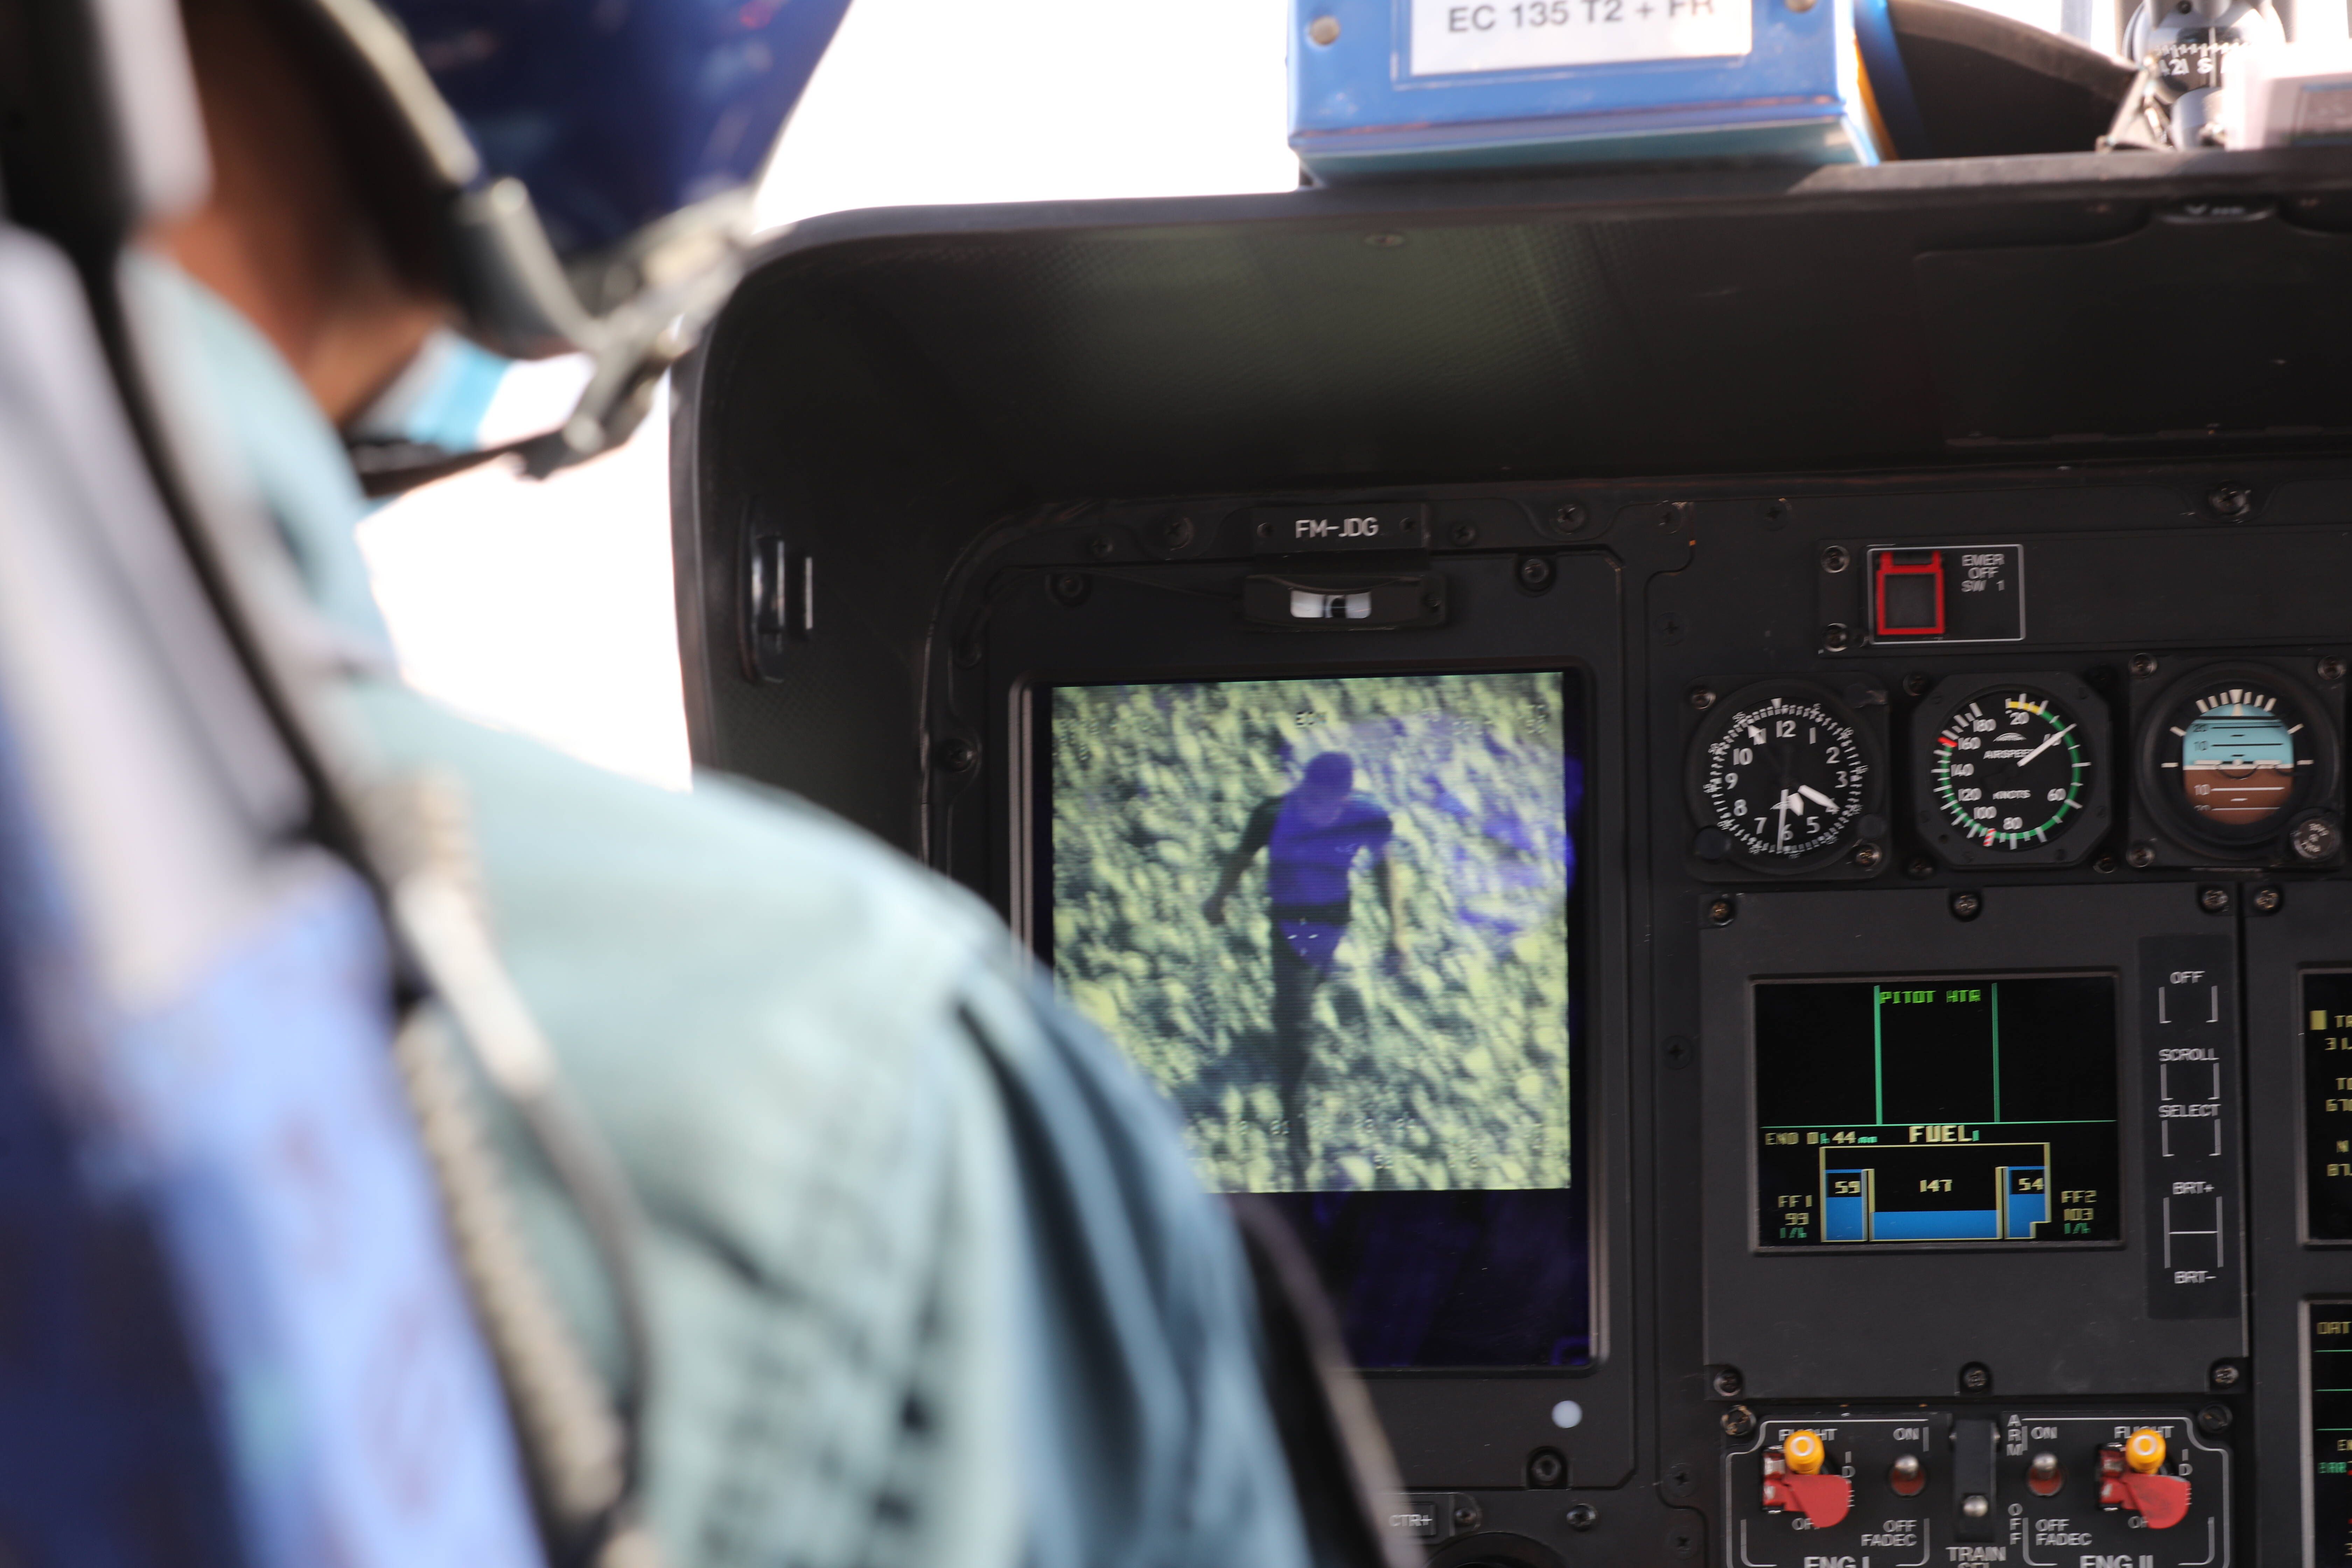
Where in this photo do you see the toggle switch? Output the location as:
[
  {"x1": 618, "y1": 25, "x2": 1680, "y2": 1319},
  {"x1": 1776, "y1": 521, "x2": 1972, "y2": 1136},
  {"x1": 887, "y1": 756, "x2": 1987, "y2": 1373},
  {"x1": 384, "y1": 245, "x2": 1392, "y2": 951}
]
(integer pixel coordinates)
[
  {"x1": 2027, "y1": 1451, "x2": 2065, "y2": 1497},
  {"x1": 1889, "y1": 1454, "x2": 1926, "y2": 1497},
  {"x1": 2098, "y1": 1440, "x2": 2190, "y2": 1530},
  {"x1": 1762, "y1": 1437, "x2": 1853, "y2": 1529}
]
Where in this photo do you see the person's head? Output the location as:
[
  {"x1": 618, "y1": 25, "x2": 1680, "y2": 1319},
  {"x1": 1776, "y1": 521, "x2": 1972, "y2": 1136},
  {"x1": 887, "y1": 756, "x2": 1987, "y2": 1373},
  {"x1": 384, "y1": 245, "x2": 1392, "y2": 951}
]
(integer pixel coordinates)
[
  {"x1": 156, "y1": 0, "x2": 851, "y2": 476},
  {"x1": 1294, "y1": 752, "x2": 1356, "y2": 825}
]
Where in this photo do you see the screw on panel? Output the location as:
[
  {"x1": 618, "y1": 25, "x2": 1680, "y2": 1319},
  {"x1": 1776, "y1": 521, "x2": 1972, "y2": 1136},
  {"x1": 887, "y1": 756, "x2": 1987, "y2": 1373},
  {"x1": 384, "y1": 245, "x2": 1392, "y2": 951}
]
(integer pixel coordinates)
[
  {"x1": 2130, "y1": 652, "x2": 2159, "y2": 678},
  {"x1": 1528, "y1": 1448, "x2": 1567, "y2": 1488},
  {"x1": 1448, "y1": 521, "x2": 1479, "y2": 545},
  {"x1": 1307, "y1": 13, "x2": 1341, "y2": 42},
  {"x1": 1711, "y1": 1366, "x2": 1745, "y2": 1398},
  {"x1": 2094, "y1": 854, "x2": 2119, "y2": 874},
  {"x1": 1706, "y1": 897, "x2": 1737, "y2": 927},
  {"x1": 1722, "y1": 1406, "x2": 1756, "y2": 1437},
  {"x1": 1153, "y1": 516, "x2": 1195, "y2": 551},
  {"x1": 1666, "y1": 1521, "x2": 1701, "y2": 1559},
  {"x1": 1555, "y1": 501, "x2": 1587, "y2": 530},
  {"x1": 2295, "y1": 816, "x2": 2343, "y2": 861},
  {"x1": 2253, "y1": 886, "x2": 2284, "y2": 914},
  {"x1": 2323, "y1": 656, "x2": 2348, "y2": 682},
  {"x1": 1761, "y1": 498, "x2": 1792, "y2": 528},
  {"x1": 2208, "y1": 484, "x2": 2253, "y2": 519},
  {"x1": 1853, "y1": 843, "x2": 1883, "y2": 869},
  {"x1": 1689, "y1": 685, "x2": 1717, "y2": 711},
  {"x1": 2198, "y1": 1404, "x2": 2233, "y2": 1433},
  {"x1": 1664, "y1": 1036, "x2": 1695, "y2": 1069},
  {"x1": 1959, "y1": 1362, "x2": 1993, "y2": 1393},
  {"x1": 1904, "y1": 672, "x2": 1931, "y2": 697},
  {"x1": 1907, "y1": 856, "x2": 1936, "y2": 879},
  {"x1": 934, "y1": 738, "x2": 978, "y2": 774},
  {"x1": 2127, "y1": 843, "x2": 2158, "y2": 869},
  {"x1": 1565, "y1": 1504, "x2": 1600, "y2": 1531},
  {"x1": 1256, "y1": 519, "x2": 1276, "y2": 539},
  {"x1": 2199, "y1": 886, "x2": 2232, "y2": 914},
  {"x1": 1050, "y1": 572, "x2": 1090, "y2": 606},
  {"x1": 1821, "y1": 545, "x2": 1849, "y2": 573},
  {"x1": 1823, "y1": 624, "x2": 1853, "y2": 652},
  {"x1": 2210, "y1": 1360, "x2": 2244, "y2": 1389},
  {"x1": 1665, "y1": 1461, "x2": 1697, "y2": 1497},
  {"x1": 1453, "y1": 1501, "x2": 1482, "y2": 1531},
  {"x1": 1951, "y1": 892, "x2": 1982, "y2": 921},
  {"x1": 1517, "y1": 556, "x2": 1555, "y2": 592},
  {"x1": 1088, "y1": 533, "x2": 1116, "y2": 560}
]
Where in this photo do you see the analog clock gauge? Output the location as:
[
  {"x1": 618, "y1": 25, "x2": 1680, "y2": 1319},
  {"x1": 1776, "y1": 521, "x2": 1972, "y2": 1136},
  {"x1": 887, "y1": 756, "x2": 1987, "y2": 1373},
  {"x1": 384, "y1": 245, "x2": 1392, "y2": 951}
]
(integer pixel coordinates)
[
  {"x1": 1913, "y1": 676, "x2": 2110, "y2": 867},
  {"x1": 1689, "y1": 681, "x2": 1882, "y2": 874},
  {"x1": 2139, "y1": 666, "x2": 2338, "y2": 856}
]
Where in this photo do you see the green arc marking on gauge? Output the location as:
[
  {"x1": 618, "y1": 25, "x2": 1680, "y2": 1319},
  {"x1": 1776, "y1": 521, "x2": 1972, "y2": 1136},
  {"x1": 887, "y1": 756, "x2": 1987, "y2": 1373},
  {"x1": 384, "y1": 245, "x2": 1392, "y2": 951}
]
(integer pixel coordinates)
[{"x1": 1931, "y1": 692, "x2": 2087, "y2": 849}]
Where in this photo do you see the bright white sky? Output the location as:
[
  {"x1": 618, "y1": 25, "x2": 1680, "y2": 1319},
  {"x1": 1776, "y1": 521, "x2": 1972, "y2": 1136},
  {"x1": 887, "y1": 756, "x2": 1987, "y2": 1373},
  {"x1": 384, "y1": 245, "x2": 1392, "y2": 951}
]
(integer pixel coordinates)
[{"x1": 359, "y1": 0, "x2": 2076, "y2": 791}]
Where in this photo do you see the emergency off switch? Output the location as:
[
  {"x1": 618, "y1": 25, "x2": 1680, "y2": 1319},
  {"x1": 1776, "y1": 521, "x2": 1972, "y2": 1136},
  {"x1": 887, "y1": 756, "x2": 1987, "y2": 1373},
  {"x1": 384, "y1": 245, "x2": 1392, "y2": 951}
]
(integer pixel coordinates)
[
  {"x1": 1874, "y1": 548, "x2": 1946, "y2": 638},
  {"x1": 1761, "y1": 1430, "x2": 1851, "y2": 1528}
]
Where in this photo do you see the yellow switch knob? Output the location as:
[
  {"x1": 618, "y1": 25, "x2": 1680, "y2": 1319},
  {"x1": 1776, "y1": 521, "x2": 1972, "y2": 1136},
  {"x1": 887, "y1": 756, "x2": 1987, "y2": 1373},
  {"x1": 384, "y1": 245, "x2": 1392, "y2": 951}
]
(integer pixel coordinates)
[
  {"x1": 1784, "y1": 1429, "x2": 1827, "y2": 1475},
  {"x1": 2125, "y1": 1428, "x2": 2166, "y2": 1474}
]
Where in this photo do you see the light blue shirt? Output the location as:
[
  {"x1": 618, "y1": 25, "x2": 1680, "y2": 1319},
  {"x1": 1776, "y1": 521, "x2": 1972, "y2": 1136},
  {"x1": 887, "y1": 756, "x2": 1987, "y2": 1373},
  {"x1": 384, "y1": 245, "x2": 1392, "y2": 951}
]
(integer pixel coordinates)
[{"x1": 159, "y1": 269, "x2": 1320, "y2": 1568}]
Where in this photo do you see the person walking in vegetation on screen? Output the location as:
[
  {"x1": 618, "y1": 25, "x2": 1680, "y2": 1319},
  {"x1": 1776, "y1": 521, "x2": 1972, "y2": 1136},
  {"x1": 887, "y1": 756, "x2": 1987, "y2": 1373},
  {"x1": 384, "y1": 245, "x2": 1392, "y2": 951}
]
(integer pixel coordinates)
[{"x1": 1202, "y1": 751, "x2": 1408, "y2": 1185}]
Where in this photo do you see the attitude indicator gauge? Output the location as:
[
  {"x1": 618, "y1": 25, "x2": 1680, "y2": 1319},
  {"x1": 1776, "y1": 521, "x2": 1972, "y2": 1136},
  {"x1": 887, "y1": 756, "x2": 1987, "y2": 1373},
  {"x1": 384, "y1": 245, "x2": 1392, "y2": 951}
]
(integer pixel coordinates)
[
  {"x1": 1911, "y1": 674, "x2": 2110, "y2": 867},
  {"x1": 1689, "y1": 680, "x2": 1883, "y2": 875},
  {"x1": 2138, "y1": 665, "x2": 2340, "y2": 860}
]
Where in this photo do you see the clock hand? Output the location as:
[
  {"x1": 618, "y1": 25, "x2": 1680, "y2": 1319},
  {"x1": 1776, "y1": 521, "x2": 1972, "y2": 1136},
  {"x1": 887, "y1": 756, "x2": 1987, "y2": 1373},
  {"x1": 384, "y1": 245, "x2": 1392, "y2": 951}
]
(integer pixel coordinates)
[{"x1": 1797, "y1": 783, "x2": 1836, "y2": 811}]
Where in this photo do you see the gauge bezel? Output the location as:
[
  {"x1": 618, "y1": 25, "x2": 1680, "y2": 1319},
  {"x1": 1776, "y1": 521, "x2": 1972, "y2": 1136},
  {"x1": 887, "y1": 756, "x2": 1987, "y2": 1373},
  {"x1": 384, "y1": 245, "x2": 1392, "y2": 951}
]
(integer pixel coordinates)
[
  {"x1": 2136, "y1": 663, "x2": 2340, "y2": 857},
  {"x1": 1910, "y1": 672, "x2": 2112, "y2": 869},
  {"x1": 1686, "y1": 678, "x2": 1885, "y2": 876}
]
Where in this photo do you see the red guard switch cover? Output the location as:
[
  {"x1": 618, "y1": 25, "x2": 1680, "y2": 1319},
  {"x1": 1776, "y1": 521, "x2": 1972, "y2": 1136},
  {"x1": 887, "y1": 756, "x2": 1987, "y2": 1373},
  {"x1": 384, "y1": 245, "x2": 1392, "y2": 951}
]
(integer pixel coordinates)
[
  {"x1": 2099, "y1": 1471, "x2": 2191, "y2": 1529},
  {"x1": 1764, "y1": 1472, "x2": 1853, "y2": 1529}
]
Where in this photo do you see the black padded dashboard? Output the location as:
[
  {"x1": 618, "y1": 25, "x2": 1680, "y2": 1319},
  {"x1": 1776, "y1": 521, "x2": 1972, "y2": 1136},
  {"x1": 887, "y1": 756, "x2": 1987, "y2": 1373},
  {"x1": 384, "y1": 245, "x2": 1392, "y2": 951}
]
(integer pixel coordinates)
[{"x1": 674, "y1": 148, "x2": 2352, "y2": 1566}]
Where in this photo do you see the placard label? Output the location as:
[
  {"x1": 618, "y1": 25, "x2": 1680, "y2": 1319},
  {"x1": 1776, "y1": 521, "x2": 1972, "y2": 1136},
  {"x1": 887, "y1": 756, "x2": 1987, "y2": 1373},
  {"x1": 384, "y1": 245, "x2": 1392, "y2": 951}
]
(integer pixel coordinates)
[{"x1": 1409, "y1": 0, "x2": 1753, "y2": 76}]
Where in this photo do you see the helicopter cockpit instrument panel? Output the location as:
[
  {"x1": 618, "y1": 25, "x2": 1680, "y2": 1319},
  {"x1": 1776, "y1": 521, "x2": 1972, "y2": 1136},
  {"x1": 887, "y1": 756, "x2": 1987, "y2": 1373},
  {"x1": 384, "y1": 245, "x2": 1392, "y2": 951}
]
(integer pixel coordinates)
[{"x1": 675, "y1": 153, "x2": 2352, "y2": 1566}]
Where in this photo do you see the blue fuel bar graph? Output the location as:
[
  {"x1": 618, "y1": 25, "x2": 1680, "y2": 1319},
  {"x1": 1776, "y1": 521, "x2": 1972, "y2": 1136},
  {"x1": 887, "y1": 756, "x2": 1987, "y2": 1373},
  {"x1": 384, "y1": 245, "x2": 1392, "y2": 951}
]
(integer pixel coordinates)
[{"x1": 1820, "y1": 1146, "x2": 2051, "y2": 1242}]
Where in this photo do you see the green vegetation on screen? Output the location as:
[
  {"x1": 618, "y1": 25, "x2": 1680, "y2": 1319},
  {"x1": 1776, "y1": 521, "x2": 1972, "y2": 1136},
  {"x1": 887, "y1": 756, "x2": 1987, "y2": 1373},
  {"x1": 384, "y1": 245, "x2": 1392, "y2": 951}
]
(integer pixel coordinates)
[{"x1": 1050, "y1": 672, "x2": 1573, "y2": 1194}]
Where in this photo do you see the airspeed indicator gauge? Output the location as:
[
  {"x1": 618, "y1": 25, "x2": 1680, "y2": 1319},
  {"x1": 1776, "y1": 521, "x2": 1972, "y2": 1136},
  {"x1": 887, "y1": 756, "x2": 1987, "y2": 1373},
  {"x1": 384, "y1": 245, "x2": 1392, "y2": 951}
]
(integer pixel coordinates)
[
  {"x1": 1911, "y1": 674, "x2": 2110, "y2": 867},
  {"x1": 1688, "y1": 680, "x2": 1883, "y2": 875}
]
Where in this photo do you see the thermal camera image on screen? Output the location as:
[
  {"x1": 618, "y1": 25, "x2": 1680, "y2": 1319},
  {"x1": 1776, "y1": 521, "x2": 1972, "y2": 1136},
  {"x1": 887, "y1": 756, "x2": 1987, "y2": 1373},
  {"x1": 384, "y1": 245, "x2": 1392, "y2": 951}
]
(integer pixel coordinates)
[
  {"x1": 1753, "y1": 975, "x2": 2120, "y2": 1247},
  {"x1": 1048, "y1": 672, "x2": 1576, "y2": 1195}
]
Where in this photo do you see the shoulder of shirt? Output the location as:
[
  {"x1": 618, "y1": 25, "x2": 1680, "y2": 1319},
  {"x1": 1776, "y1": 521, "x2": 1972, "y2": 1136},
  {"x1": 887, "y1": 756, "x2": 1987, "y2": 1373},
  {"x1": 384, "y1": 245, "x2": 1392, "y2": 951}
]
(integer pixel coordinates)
[{"x1": 348, "y1": 682, "x2": 1018, "y2": 1001}]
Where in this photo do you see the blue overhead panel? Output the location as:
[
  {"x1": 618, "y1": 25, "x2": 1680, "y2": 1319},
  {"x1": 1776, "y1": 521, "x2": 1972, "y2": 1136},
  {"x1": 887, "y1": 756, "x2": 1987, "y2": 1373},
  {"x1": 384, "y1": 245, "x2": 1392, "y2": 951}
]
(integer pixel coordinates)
[{"x1": 1289, "y1": 0, "x2": 1888, "y2": 178}]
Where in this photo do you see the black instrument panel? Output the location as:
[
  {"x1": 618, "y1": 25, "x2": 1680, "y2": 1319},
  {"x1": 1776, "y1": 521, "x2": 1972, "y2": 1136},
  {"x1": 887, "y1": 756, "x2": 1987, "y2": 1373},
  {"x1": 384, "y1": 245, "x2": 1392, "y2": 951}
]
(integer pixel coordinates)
[{"x1": 675, "y1": 166, "x2": 2352, "y2": 1568}]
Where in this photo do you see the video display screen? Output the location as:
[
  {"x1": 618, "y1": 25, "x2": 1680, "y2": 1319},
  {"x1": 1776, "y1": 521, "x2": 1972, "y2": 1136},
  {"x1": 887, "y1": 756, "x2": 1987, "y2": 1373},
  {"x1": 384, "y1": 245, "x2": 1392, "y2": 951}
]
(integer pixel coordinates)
[
  {"x1": 1045, "y1": 671, "x2": 1577, "y2": 1196},
  {"x1": 1753, "y1": 975, "x2": 2120, "y2": 1248}
]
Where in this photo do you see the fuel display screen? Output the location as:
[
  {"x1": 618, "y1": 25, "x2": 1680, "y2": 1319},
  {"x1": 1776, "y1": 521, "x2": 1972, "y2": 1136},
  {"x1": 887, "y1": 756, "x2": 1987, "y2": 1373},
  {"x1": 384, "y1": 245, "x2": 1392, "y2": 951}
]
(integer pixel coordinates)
[{"x1": 1754, "y1": 975, "x2": 2121, "y2": 1248}]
